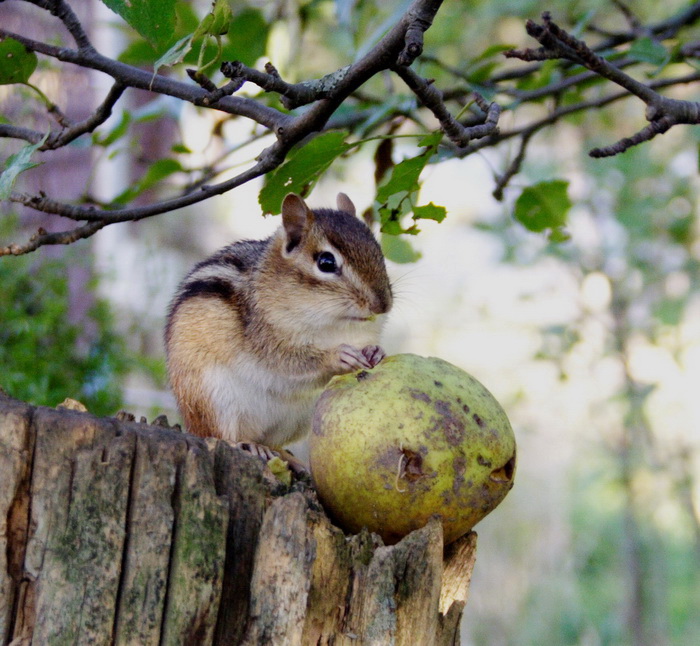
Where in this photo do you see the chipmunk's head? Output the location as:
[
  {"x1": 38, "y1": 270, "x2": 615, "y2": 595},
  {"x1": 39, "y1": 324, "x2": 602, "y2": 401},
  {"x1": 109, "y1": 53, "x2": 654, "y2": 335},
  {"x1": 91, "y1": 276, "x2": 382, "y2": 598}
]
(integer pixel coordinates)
[{"x1": 260, "y1": 193, "x2": 393, "y2": 335}]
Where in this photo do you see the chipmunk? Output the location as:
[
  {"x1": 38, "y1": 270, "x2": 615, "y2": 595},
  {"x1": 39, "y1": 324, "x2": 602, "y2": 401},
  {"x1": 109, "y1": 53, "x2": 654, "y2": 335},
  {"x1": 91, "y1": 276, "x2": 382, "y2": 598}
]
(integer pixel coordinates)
[{"x1": 165, "y1": 192, "x2": 393, "y2": 466}]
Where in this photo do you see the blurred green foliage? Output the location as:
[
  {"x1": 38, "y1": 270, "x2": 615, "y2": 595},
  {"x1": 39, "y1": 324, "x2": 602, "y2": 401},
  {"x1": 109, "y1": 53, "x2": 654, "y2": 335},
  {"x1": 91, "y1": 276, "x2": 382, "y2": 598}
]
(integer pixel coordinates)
[
  {"x1": 0, "y1": 247, "x2": 129, "y2": 415},
  {"x1": 473, "y1": 113, "x2": 700, "y2": 644},
  {"x1": 2, "y1": 1, "x2": 700, "y2": 643}
]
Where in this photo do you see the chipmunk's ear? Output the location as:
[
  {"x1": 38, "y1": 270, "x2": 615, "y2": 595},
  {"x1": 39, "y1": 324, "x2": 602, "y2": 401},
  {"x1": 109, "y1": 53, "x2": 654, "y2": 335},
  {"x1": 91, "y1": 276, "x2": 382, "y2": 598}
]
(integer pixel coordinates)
[
  {"x1": 336, "y1": 192, "x2": 356, "y2": 217},
  {"x1": 281, "y1": 193, "x2": 314, "y2": 253}
]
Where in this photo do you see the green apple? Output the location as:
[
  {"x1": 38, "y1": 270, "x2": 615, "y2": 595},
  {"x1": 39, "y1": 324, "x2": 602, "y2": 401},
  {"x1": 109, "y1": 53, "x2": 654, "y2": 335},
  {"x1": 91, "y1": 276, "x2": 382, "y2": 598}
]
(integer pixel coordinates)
[{"x1": 310, "y1": 354, "x2": 516, "y2": 544}]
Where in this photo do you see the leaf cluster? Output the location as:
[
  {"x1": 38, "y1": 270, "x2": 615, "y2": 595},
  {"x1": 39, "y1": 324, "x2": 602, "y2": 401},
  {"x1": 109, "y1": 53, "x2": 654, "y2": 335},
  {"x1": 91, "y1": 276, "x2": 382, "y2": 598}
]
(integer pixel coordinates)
[
  {"x1": 0, "y1": 248, "x2": 130, "y2": 414},
  {"x1": 2, "y1": 1, "x2": 700, "y2": 256}
]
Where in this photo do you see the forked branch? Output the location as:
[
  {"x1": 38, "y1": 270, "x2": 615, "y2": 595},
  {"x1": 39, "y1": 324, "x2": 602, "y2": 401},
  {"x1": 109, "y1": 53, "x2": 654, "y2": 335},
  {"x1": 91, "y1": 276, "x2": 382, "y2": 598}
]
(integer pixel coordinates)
[
  {"x1": 1, "y1": 0, "x2": 505, "y2": 255},
  {"x1": 506, "y1": 12, "x2": 700, "y2": 157}
]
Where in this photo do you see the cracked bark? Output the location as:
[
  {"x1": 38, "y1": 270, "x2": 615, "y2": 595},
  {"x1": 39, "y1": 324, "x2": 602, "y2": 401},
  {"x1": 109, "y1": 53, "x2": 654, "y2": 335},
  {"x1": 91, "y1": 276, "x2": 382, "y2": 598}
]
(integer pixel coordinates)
[{"x1": 0, "y1": 392, "x2": 476, "y2": 646}]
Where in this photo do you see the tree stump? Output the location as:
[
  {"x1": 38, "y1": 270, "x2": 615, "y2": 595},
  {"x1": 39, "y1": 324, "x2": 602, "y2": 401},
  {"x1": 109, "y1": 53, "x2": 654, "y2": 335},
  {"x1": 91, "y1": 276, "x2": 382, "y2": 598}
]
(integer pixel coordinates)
[{"x1": 0, "y1": 392, "x2": 476, "y2": 645}]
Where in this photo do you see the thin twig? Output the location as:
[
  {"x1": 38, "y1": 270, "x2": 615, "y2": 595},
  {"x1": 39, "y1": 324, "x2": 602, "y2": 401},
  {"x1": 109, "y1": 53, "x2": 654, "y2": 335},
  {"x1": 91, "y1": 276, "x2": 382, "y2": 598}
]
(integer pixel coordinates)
[
  {"x1": 392, "y1": 66, "x2": 500, "y2": 146},
  {"x1": 457, "y1": 71, "x2": 700, "y2": 157},
  {"x1": 27, "y1": 0, "x2": 95, "y2": 53},
  {"x1": 0, "y1": 28, "x2": 289, "y2": 131},
  {"x1": 611, "y1": 1, "x2": 645, "y2": 34},
  {"x1": 220, "y1": 60, "x2": 349, "y2": 110},
  {"x1": 0, "y1": 125, "x2": 47, "y2": 145},
  {"x1": 506, "y1": 12, "x2": 700, "y2": 157},
  {"x1": 8, "y1": 158, "x2": 275, "y2": 224},
  {"x1": 492, "y1": 130, "x2": 534, "y2": 200},
  {"x1": 4, "y1": 0, "x2": 700, "y2": 252},
  {"x1": 0, "y1": 221, "x2": 106, "y2": 256},
  {"x1": 491, "y1": 1, "x2": 700, "y2": 84},
  {"x1": 44, "y1": 82, "x2": 126, "y2": 149},
  {"x1": 589, "y1": 116, "x2": 674, "y2": 158}
]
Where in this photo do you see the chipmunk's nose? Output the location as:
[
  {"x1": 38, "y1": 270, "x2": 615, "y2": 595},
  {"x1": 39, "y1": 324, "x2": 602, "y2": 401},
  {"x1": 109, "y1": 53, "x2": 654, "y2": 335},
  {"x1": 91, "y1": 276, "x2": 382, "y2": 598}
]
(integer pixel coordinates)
[{"x1": 370, "y1": 286, "x2": 393, "y2": 315}]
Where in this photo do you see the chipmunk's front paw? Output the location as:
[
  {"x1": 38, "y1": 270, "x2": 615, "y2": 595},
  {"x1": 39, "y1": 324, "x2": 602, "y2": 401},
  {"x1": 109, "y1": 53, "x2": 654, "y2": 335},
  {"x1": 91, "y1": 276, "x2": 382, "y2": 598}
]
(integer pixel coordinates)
[
  {"x1": 235, "y1": 441, "x2": 280, "y2": 461},
  {"x1": 235, "y1": 443, "x2": 309, "y2": 479},
  {"x1": 336, "y1": 344, "x2": 374, "y2": 372},
  {"x1": 361, "y1": 345, "x2": 386, "y2": 367}
]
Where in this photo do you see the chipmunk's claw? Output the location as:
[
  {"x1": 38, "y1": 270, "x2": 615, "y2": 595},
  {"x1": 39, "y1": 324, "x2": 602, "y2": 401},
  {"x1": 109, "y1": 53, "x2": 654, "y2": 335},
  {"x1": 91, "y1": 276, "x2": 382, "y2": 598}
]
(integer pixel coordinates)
[
  {"x1": 361, "y1": 345, "x2": 386, "y2": 367},
  {"x1": 236, "y1": 441, "x2": 279, "y2": 461},
  {"x1": 235, "y1": 442, "x2": 308, "y2": 476}
]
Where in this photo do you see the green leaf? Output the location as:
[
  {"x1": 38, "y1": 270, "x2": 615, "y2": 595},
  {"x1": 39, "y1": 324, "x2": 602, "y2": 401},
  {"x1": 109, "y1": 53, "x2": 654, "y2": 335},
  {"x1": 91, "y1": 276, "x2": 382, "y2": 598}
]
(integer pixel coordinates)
[
  {"x1": 0, "y1": 37, "x2": 38, "y2": 85},
  {"x1": 547, "y1": 228, "x2": 571, "y2": 243},
  {"x1": 376, "y1": 133, "x2": 440, "y2": 205},
  {"x1": 376, "y1": 153, "x2": 429, "y2": 203},
  {"x1": 192, "y1": 0, "x2": 232, "y2": 41},
  {"x1": 0, "y1": 254, "x2": 132, "y2": 415},
  {"x1": 151, "y1": 4, "x2": 263, "y2": 74},
  {"x1": 111, "y1": 158, "x2": 183, "y2": 204},
  {"x1": 208, "y1": 0, "x2": 233, "y2": 37},
  {"x1": 153, "y1": 34, "x2": 194, "y2": 74},
  {"x1": 381, "y1": 233, "x2": 422, "y2": 263},
  {"x1": 100, "y1": 0, "x2": 178, "y2": 48},
  {"x1": 516, "y1": 59, "x2": 558, "y2": 93},
  {"x1": 513, "y1": 179, "x2": 572, "y2": 241},
  {"x1": 476, "y1": 43, "x2": 517, "y2": 61},
  {"x1": 417, "y1": 131, "x2": 444, "y2": 148},
  {"x1": 629, "y1": 37, "x2": 669, "y2": 67},
  {"x1": 224, "y1": 8, "x2": 269, "y2": 67},
  {"x1": 372, "y1": 137, "x2": 443, "y2": 241},
  {"x1": 654, "y1": 297, "x2": 686, "y2": 326},
  {"x1": 0, "y1": 134, "x2": 47, "y2": 199},
  {"x1": 668, "y1": 214, "x2": 694, "y2": 245},
  {"x1": 464, "y1": 43, "x2": 517, "y2": 85},
  {"x1": 259, "y1": 132, "x2": 351, "y2": 214},
  {"x1": 93, "y1": 111, "x2": 131, "y2": 147},
  {"x1": 118, "y1": 40, "x2": 161, "y2": 66},
  {"x1": 413, "y1": 202, "x2": 446, "y2": 223},
  {"x1": 117, "y1": 2, "x2": 200, "y2": 65},
  {"x1": 467, "y1": 61, "x2": 498, "y2": 84},
  {"x1": 379, "y1": 210, "x2": 406, "y2": 235}
]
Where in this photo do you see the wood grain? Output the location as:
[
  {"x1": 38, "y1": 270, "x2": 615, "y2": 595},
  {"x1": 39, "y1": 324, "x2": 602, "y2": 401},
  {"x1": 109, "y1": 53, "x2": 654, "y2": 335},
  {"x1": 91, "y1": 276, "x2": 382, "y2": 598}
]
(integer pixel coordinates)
[{"x1": 0, "y1": 392, "x2": 476, "y2": 645}]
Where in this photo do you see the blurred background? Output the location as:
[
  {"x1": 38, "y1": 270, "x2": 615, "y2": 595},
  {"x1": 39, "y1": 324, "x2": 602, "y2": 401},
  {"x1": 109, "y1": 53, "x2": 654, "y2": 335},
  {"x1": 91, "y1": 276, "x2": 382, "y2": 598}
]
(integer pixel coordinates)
[{"x1": 1, "y1": 0, "x2": 699, "y2": 644}]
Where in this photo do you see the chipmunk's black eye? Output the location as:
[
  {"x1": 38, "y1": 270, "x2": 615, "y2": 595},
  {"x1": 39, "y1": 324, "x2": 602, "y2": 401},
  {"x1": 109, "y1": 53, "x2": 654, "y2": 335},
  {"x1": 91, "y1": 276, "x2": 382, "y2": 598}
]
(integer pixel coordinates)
[{"x1": 317, "y1": 251, "x2": 337, "y2": 273}]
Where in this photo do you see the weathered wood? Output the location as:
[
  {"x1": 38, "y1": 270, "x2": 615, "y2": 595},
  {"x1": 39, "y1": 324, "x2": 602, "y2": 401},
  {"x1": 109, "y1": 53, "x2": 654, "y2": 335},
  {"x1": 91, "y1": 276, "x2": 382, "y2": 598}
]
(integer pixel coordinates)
[
  {"x1": 243, "y1": 493, "x2": 316, "y2": 645},
  {"x1": 159, "y1": 440, "x2": 229, "y2": 645},
  {"x1": 0, "y1": 392, "x2": 477, "y2": 645},
  {"x1": 0, "y1": 396, "x2": 32, "y2": 644},
  {"x1": 437, "y1": 532, "x2": 478, "y2": 646},
  {"x1": 113, "y1": 432, "x2": 180, "y2": 646},
  {"x1": 211, "y1": 440, "x2": 271, "y2": 644}
]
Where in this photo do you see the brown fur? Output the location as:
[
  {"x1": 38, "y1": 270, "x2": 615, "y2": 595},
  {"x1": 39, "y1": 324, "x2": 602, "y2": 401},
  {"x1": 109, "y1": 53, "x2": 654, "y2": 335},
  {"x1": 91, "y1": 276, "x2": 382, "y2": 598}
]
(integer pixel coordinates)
[
  {"x1": 164, "y1": 193, "x2": 393, "y2": 446},
  {"x1": 167, "y1": 298, "x2": 241, "y2": 437}
]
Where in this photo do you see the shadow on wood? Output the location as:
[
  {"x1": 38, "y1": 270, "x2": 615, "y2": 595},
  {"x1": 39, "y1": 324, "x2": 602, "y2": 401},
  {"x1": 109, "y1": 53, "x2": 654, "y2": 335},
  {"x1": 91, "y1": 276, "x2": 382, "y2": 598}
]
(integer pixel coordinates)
[{"x1": 0, "y1": 392, "x2": 476, "y2": 645}]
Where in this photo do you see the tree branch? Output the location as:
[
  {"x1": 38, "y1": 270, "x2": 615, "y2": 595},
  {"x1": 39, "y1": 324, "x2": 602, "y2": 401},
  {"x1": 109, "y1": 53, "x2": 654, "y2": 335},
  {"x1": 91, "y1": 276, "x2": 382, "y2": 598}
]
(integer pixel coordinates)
[
  {"x1": 4, "y1": 0, "x2": 700, "y2": 252},
  {"x1": 392, "y1": 65, "x2": 500, "y2": 146},
  {"x1": 27, "y1": 0, "x2": 95, "y2": 53},
  {"x1": 588, "y1": 116, "x2": 674, "y2": 158},
  {"x1": 2, "y1": 0, "x2": 456, "y2": 253},
  {"x1": 0, "y1": 124, "x2": 46, "y2": 145},
  {"x1": 0, "y1": 220, "x2": 106, "y2": 256},
  {"x1": 456, "y1": 71, "x2": 700, "y2": 159},
  {"x1": 506, "y1": 12, "x2": 700, "y2": 157},
  {"x1": 492, "y1": 130, "x2": 534, "y2": 201},
  {"x1": 0, "y1": 28, "x2": 289, "y2": 131},
  {"x1": 397, "y1": 0, "x2": 444, "y2": 66},
  {"x1": 220, "y1": 61, "x2": 353, "y2": 111},
  {"x1": 7, "y1": 159, "x2": 274, "y2": 226},
  {"x1": 44, "y1": 81, "x2": 126, "y2": 149},
  {"x1": 0, "y1": 159, "x2": 277, "y2": 257}
]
